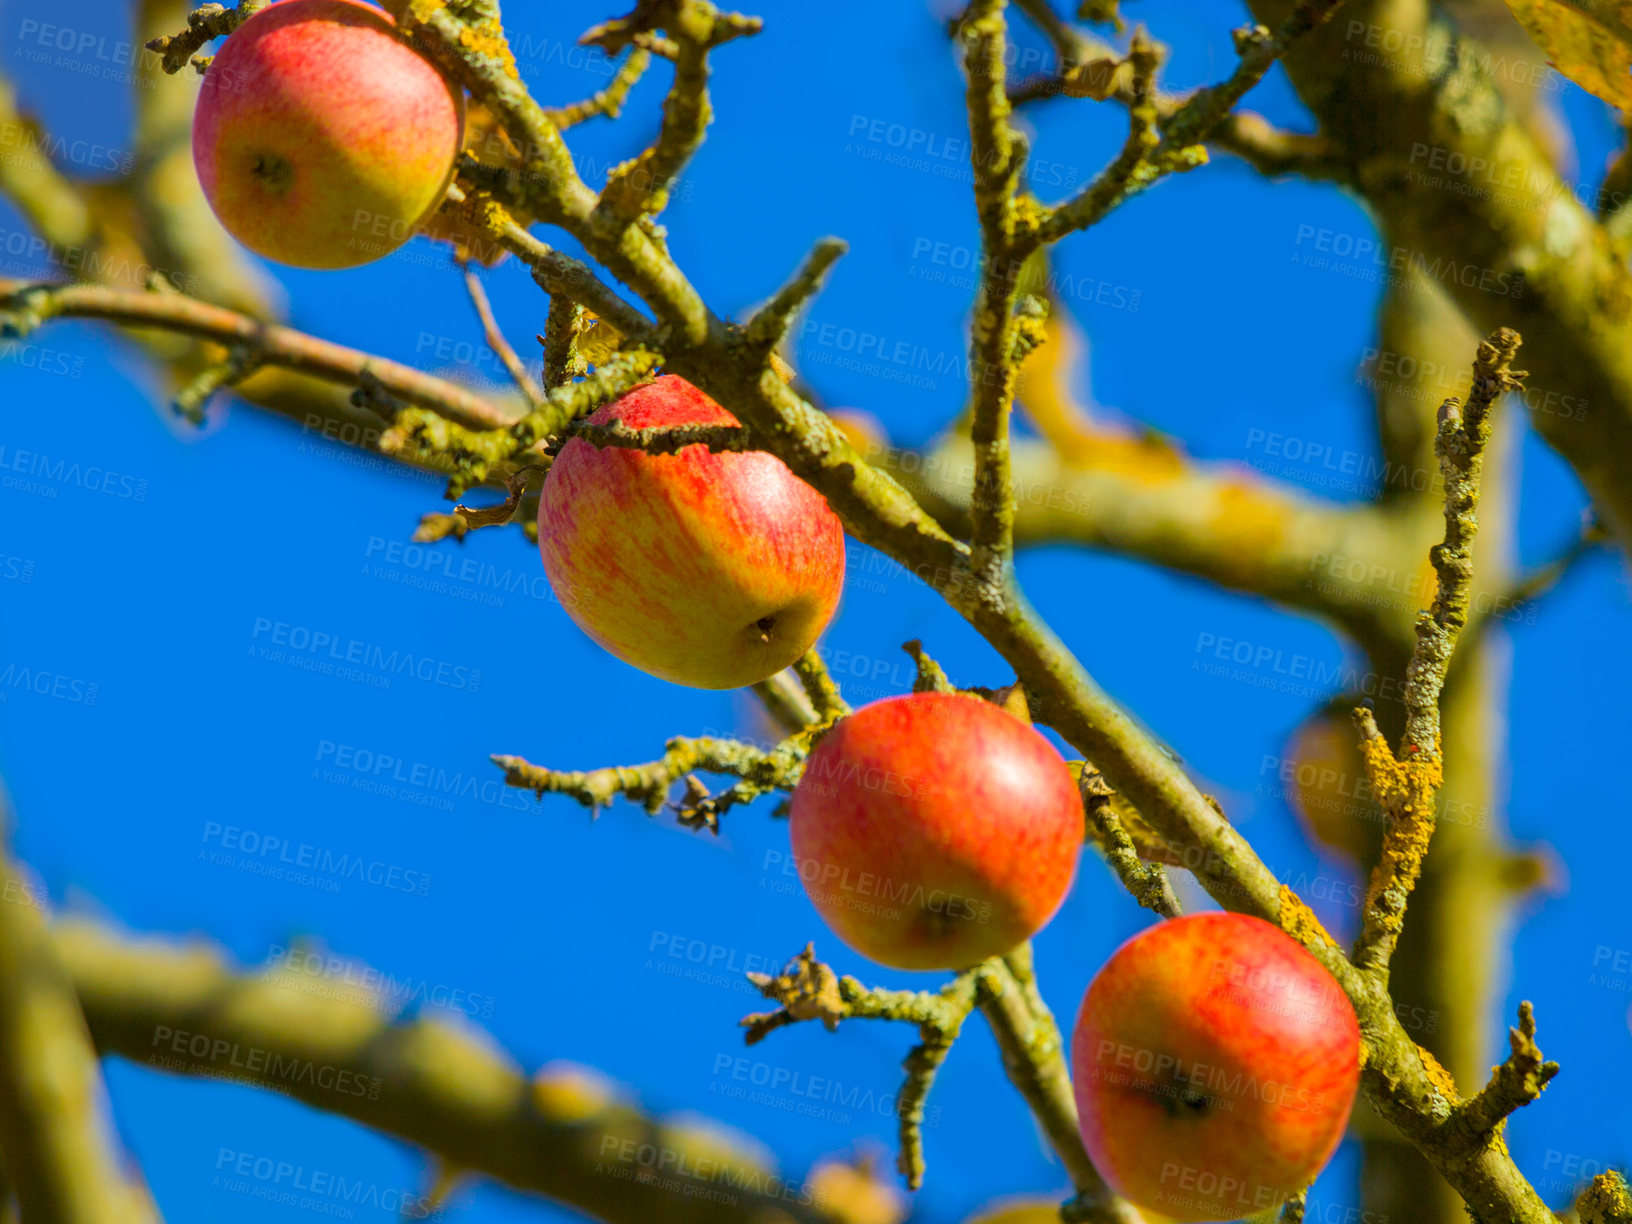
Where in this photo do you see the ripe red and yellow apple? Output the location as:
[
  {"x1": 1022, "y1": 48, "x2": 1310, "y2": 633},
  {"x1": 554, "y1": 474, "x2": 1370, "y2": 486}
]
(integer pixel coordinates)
[
  {"x1": 193, "y1": 0, "x2": 464, "y2": 269},
  {"x1": 788, "y1": 691, "x2": 1082, "y2": 970},
  {"x1": 1071, "y1": 912, "x2": 1360, "y2": 1222},
  {"x1": 538, "y1": 375, "x2": 846, "y2": 689}
]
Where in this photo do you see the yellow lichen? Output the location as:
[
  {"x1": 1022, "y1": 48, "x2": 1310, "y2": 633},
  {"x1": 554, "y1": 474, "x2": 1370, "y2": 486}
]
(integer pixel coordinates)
[
  {"x1": 1416, "y1": 1043, "x2": 1461, "y2": 1104},
  {"x1": 1577, "y1": 1171, "x2": 1632, "y2": 1224},
  {"x1": 458, "y1": 22, "x2": 518, "y2": 78},
  {"x1": 1277, "y1": 884, "x2": 1340, "y2": 951}
]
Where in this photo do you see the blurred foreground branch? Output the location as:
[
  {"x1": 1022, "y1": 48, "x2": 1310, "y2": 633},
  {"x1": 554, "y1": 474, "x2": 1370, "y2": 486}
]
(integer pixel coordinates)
[
  {"x1": 54, "y1": 920, "x2": 865, "y2": 1224},
  {"x1": 0, "y1": 855, "x2": 159, "y2": 1224}
]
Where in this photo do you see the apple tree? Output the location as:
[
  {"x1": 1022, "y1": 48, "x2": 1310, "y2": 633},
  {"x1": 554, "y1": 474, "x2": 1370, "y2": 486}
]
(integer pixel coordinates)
[{"x1": 0, "y1": 0, "x2": 1628, "y2": 1223}]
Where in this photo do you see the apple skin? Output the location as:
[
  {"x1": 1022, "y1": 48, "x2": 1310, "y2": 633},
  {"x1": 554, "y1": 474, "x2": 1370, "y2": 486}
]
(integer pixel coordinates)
[
  {"x1": 193, "y1": 0, "x2": 464, "y2": 269},
  {"x1": 538, "y1": 375, "x2": 846, "y2": 690},
  {"x1": 1071, "y1": 912, "x2": 1361, "y2": 1222},
  {"x1": 788, "y1": 692, "x2": 1082, "y2": 971}
]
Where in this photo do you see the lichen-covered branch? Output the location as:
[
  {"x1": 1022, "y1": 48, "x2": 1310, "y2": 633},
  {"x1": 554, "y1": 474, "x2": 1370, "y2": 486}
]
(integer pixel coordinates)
[
  {"x1": 144, "y1": 0, "x2": 269, "y2": 73},
  {"x1": 1157, "y1": 0, "x2": 1349, "y2": 154},
  {"x1": 976, "y1": 948, "x2": 1143, "y2": 1224},
  {"x1": 380, "y1": 349, "x2": 661, "y2": 496},
  {"x1": 1038, "y1": 32, "x2": 1166, "y2": 244},
  {"x1": 493, "y1": 708, "x2": 833, "y2": 832},
  {"x1": 0, "y1": 853, "x2": 159, "y2": 1224},
  {"x1": 569, "y1": 419, "x2": 754, "y2": 455},
  {"x1": 1076, "y1": 763, "x2": 1182, "y2": 917},
  {"x1": 1004, "y1": 3, "x2": 1345, "y2": 180},
  {"x1": 741, "y1": 945, "x2": 981, "y2": 1191},
  {"x1": 588, "y1": 1, "x2": 760, "y2": 225},
  {"x1": 53, "y1": 921, "x2": 854, "y2": 1224},
  {"x1": 743, "y1": 238, "x2": 848, "y2": 354},
  {"x1": 543, "y1": 46, "x2": 652, "y2": 129},
  {"x1": 442, "y1": 183, "x2": 655, "y2": 342},
  {"x1": 791, "y1": 649, "x2": 848, "y2": 721},
  {"x1": 0, "y1": 278, "x2": 515, "y2": 431},
  {"x1": 1443, "y1": 1002, "x2": 1558, "y2": 1144},
  {"x1": 1351, "y1": 329, "x2": 1523, "y2": 977},
  {"x1": 959, "y1": 0, "x2": 1039, "y2": 574},
  {"x1": 1577, "y1": 1173, "x2": 1632, "y2": 1224},
  {"x1": 1248, "y1": 0, "x2": 1632, "y2": 557}
]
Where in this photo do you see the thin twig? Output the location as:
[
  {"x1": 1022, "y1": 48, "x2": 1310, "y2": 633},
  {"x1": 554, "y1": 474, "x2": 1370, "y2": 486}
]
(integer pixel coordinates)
[
  {"x1": 144, "y1": 1, "x2": 269, "y2": 75},
  {"x1": 741, "y1": 945, "x2": 979, "y2": 1191},
  {"x1": 744, "y1": 238, "x2": 848, "y2": 353},
  {"x1": 0, "y1": 278, "x2": 513, "y2": 431},
  {"x1": 542, "y1": 47, "x2": 652, "y2": 129},
  {"x1": 1443, "y1": 1001, "x2": 1559, "y2": 1144},
  {"x1": 460, "y1": 262, "x2": 544, "y2": 408},
  {"x1": 1351, "y1": 329, "x2": 1524, "y2": 977}
]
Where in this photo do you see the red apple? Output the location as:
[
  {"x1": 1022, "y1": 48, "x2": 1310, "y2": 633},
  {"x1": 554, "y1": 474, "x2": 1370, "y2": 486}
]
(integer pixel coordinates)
[
  {"x1": 787, "y1": 692, "x2": 1081, "y2": 970},
  {"x1": 1071, "y1": 912, "x2": 1361, "y2": 1222},
  {"x1": 538, "y1": 375, "x2": 845, "y2": 689},
  {"x1": 193, "y1": 0, "x2": 464, "y2": 269}
]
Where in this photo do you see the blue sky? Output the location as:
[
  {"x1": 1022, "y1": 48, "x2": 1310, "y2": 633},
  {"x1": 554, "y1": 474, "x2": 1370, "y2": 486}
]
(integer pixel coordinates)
[{"x1": 1, "y1": 0, "x2": 1629, "y2": 1220}]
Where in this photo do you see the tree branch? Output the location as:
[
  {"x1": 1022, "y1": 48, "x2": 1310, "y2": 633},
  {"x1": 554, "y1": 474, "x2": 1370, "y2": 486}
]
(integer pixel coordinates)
[
  {"x1": 0, "y1": 853, "x2": 159, "y2": 1224},
  {"x1": 0, "y1": 278, "x2": 516, "y2": 431},
  {"x1": 1351, "y1": 328, "x2": 1523, "y2": 976},
  {"x1": 1248, "y1": 0, "x2": 1632, "y2": 557},
  {"x1": 461, "y1": 261, "x2": 545, "y2": 408},
  {"x1": 53, "y1": 920, "x2": 854, "y2": 1224},
  {"x1": 543, "y1": 46, "x2": 653, "y2": 129},
  {"x1": 144, "y1": 0, "x2": 269, "y2": 74},
  {"x1": 741, "y1": 945, "x2": 978, "y2": 1191},
  {"x1": 975, "y1": 948, "x2": 1143, "y2": 1224},
  {"x1": 1444, "y1": 1001, "x2": 1559, "y2": 1144}
]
